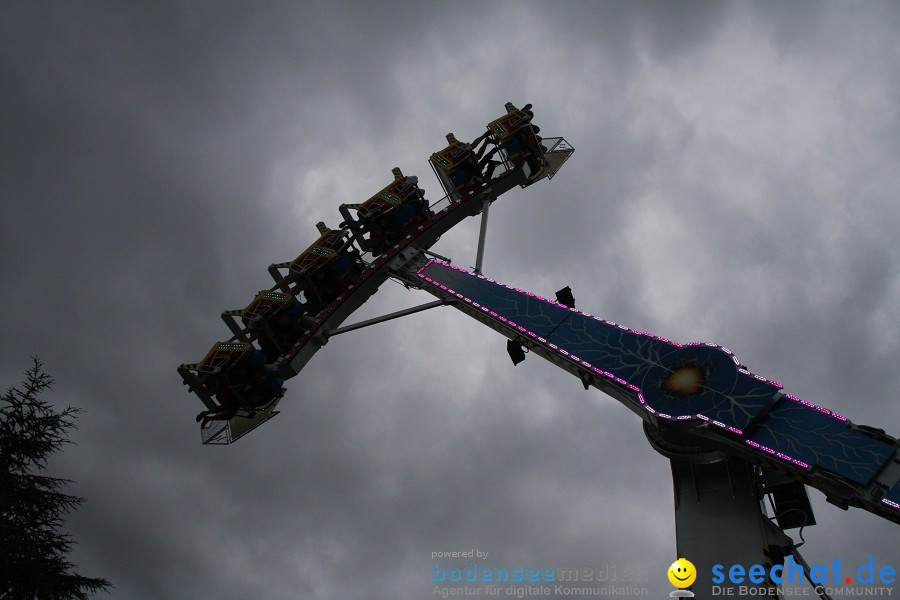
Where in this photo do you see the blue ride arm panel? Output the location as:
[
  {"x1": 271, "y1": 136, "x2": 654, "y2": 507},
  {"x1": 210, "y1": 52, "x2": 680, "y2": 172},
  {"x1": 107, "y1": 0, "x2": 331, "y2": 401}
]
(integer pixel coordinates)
[
  {"x1": 748, "y1": 398, "x2": 895, "y2": 485},
  {"x1": 416, "y1": 259, "x2": 900, "y2": 522},
  {"x1": 418, "y1": 260, "x2": 779, "y2": 431}
]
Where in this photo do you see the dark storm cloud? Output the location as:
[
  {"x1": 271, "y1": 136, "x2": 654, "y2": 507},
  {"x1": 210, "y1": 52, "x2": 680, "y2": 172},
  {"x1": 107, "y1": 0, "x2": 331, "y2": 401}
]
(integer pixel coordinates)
[{"x1": 2, "y1": 2, "x2": 899, "y2": 599}]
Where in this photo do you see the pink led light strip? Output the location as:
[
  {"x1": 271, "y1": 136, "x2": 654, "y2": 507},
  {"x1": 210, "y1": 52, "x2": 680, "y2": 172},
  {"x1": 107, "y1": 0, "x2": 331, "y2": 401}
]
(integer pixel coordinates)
[
  {"x1": 745, "y1": 439, "x2": 810, "y2": 469},
  {"x1": 882, "y1": 499, "x2": 900, "y2": 510},
  {"x1": 783, "y1": 393, "x2": 847, "y2": 422}
]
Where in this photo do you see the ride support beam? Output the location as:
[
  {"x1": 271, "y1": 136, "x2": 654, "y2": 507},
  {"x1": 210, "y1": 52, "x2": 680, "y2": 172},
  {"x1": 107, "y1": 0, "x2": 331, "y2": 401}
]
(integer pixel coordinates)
[{"x1": 669, "y1": 455, "x2": 778, "y2": 599}]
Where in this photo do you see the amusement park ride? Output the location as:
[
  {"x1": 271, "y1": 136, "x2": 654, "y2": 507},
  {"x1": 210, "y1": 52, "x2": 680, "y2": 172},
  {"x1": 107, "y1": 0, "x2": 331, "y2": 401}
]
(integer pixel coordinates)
[{"x1": 179, "y1": 103, "x2": 899, "y2": 599}]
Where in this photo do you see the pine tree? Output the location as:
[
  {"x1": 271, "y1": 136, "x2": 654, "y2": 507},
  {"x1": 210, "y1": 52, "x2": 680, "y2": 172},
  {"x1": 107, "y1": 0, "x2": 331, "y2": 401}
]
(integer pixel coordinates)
[{"x1": 0, "y1": 358, "x2": 111, "y2": 599}]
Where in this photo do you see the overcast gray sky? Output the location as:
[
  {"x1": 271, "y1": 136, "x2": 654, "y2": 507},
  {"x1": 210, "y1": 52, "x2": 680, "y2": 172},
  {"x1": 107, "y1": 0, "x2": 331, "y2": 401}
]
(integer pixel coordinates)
[{"x1": 2, "y1": 1, "x2": 899, "y2": 598}]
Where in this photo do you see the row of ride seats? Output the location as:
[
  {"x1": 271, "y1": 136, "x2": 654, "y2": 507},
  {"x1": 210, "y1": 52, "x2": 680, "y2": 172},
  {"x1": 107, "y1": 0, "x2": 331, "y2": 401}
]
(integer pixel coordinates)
[
  {"x1": 190, "y1": 341, "x2": 285, "y2": 426},
  {"x1": 430, "y1": 102, "x2": 546, "y2": 195},
  {"x1": 190, "y1": 103, "x2": 546, "y2": 426}
]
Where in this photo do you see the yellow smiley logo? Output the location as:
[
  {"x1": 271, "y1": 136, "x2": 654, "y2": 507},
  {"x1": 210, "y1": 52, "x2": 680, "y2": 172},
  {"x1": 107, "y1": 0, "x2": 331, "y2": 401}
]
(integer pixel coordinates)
[{"x1": 668, "y1": 558, "x2": 696, "y2": 588}]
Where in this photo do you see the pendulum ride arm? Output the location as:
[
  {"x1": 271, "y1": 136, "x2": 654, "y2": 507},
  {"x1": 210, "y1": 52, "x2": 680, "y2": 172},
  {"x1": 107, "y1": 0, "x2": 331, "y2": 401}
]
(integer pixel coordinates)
[{"x1": 177, "y1": 102, "x2": 896, "y2": 598}]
